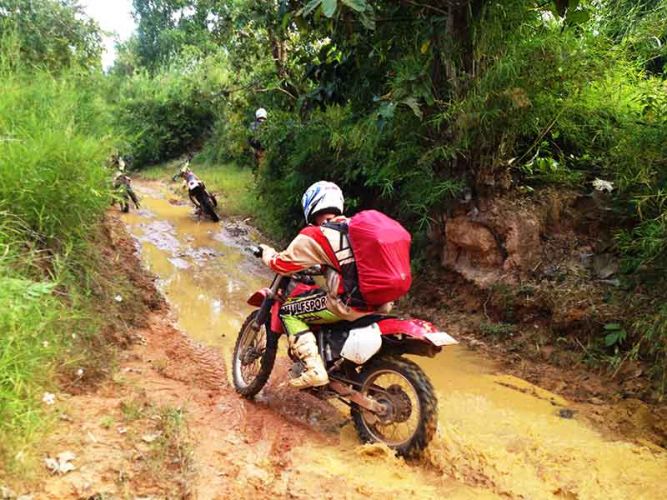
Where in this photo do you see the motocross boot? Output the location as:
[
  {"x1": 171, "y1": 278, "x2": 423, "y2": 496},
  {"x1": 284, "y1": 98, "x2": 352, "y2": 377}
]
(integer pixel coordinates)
[{"x1": 289, "y1": 332, "x2": 329, "y2": 389}]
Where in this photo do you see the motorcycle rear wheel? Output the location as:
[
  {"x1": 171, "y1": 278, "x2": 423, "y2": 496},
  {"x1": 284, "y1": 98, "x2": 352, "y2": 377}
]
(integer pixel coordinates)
[
  {"x1": 195, "y1": 190, "x2": 220, "y2": 222},
  {"x1": 351, "y1": 356, "x2": 437, "y2": 457},
  {"x1": 232, "y1": 310, "x2": 278, "y2": 398}
]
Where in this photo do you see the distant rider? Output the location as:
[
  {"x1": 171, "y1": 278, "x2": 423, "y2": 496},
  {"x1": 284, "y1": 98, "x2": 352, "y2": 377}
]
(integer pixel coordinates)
[
  {"x1": 259, "y1": 181, "x2": 379, "y2": 389},
  {"x1": 111, "y1": 154, "x2": 139, "y2": 210},
  {"x1": 249, "y1": 108, "x2": 267, "y2": 164}
]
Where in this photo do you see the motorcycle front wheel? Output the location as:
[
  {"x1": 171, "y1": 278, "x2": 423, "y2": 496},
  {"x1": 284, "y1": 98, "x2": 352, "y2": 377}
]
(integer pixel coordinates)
[
  {"x1": 351, "y1": 356, "x2": 438, "y2": 457},
  {"x1": 232, "y1": 310, "x2": 279, "y2": 398}
]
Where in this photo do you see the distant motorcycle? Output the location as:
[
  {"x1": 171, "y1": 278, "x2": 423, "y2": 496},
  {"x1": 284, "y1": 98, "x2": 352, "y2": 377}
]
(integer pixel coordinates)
[
  {"x1": 173, "y1": 160, "x2": 220, "y2": 222},
  {"x1": 109, "y1": 155, "x2": 139, "y2": 213},
  {"x1": 113, "y1": 172, "x2": 140, "y2": 213}
]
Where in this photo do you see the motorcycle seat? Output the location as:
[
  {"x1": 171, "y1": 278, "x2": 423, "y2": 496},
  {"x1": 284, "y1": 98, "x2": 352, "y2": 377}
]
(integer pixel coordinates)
[{"x1": 322, "y1": 314, "x2": 395, "y2": 334}]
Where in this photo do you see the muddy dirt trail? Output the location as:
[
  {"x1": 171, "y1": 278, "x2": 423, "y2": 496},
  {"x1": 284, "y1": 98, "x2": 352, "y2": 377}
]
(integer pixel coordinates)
[{"x1": 78, "y1": 179, "x2": 665, "y2": 499}]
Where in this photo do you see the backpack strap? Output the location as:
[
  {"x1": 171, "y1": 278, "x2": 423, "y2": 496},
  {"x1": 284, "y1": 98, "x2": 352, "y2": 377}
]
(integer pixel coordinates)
[{"x1": 321, "y1": 221, "x2": 366, "y2": 308}]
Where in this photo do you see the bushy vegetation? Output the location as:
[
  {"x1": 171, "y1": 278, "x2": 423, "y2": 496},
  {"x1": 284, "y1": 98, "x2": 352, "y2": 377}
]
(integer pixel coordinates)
[
  {"x1": 0, "y1": 0, "x2": 102, "y2": 70},
  {"x1": 110, "y1": 63, "x2": 218, "y2": 165}
]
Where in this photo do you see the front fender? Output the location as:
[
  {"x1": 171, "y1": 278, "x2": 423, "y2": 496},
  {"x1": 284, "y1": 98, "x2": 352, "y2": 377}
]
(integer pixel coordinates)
[
  {"x1": 270, "y1": 301, "x2": 284, "y2": 334},
  {"x1": 247, "y1": 288, "x2": 271, "y2": 307}
]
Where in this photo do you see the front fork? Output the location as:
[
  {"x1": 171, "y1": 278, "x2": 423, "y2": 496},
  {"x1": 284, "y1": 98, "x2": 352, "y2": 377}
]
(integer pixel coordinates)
[{"x1": 253, "y1": 275, "x2": 290, "y2": 330}]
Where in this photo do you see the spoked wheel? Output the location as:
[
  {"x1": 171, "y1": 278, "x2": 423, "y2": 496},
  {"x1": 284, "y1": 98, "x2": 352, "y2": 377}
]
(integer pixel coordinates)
[
  {"x1": 232, "y1": 310, "x2": 278, "y2": 398},
  {"x1": 351, "y1": 357, "x2": 437, "y2": 457}
]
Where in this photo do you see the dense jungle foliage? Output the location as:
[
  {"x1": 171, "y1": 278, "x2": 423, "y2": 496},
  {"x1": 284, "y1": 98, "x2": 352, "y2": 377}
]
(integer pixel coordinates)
[
  {"x1": 109, "y1": 1, "x2": 667, "y2": 267},
  {"x1": 0, "y1": 0, "x2": 666, "y2": 469}
]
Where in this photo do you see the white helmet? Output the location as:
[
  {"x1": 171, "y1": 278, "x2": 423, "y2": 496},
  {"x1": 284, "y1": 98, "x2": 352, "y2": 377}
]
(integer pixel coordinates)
[
  {"x1": 255, "y1": 108, "x2": 268, "y2": 120},
  {"x1": 302, "y1": 181, "x2": 344, "y2": 224}
]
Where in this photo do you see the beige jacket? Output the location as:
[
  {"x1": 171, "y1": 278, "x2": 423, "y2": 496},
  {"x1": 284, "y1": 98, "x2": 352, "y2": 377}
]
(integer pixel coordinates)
[{"x1": 261, "y1": 221, "x2": 367, "y2": 322}]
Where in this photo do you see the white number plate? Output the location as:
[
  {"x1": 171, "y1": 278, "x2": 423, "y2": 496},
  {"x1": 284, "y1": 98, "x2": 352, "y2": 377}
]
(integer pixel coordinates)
[{"x1": 424, "y1": 331, "x2": 458, "y2": 346}]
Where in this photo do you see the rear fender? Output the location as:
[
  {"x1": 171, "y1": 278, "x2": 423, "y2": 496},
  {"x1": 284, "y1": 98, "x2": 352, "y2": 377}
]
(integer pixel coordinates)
[
  {"x1": 377, "y1": 318, "x2": 437, "y2": 340},
  {"x1": 247, "y1": 288, "x2": 271, "y2": 307},
  {"x1": 377, "y1": 318, "x2": 457, "y2": 356}
]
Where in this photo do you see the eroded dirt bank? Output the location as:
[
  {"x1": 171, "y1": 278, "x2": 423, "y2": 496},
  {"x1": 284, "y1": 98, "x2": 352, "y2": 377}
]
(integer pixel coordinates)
[{"x1": 17, "y1": 179, "x2": 666, "y2": 499}]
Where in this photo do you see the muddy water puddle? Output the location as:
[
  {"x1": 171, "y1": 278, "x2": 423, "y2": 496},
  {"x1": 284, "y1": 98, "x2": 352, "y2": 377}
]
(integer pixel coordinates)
[{"x1": 123, "y1": 180, "x2": 666, "y2": 499}]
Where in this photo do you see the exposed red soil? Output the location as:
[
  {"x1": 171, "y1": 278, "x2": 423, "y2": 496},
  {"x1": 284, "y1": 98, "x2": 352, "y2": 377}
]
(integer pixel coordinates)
[{"x1": 9, "y1": 215, "x2": 451, "y2": 499}]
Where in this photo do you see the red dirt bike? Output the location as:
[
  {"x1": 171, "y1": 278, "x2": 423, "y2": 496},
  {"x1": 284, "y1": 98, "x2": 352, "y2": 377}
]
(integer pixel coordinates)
[{"x1": 232, "y1": 246, "x2": 458, "y2": 457}]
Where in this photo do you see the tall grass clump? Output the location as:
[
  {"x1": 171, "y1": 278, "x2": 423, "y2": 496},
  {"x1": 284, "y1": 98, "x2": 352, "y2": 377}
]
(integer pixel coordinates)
[
  {"x1": 0, "y1": 69, "x2": 111, "y2": 254},
  {"x1": 0, "y1": 49, "x2": 117, "y2": 472},
  {"x1": 108, "y1": 53, "x2": 238, "y2": 167}
]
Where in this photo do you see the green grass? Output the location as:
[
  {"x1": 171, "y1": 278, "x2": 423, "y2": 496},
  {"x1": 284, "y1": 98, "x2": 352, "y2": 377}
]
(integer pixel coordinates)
[
  {"x1": 140, "y1": 160, "x2": 260, "y2": 219},
  {"x1": 0, "y1": 274, "x2": 64, "y2": 464},
  {"x1": 0, "y1": 50, "x2": 145, "y2": 476}
]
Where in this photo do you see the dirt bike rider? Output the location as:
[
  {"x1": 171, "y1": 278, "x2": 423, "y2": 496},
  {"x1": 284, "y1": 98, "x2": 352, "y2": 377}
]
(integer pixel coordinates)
[
  {"x1": 249, "y1": 108, "x2": 267, "y2": 163},
  {"x1": 111, "y1": 154, "x2": 140, "y2": 210},
  {"x1": 259, "y1": 181, "x2": 387, "y2": 389}
]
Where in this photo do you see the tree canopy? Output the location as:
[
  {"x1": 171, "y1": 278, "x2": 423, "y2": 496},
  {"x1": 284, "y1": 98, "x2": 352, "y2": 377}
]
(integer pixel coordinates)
[{"x1": 0, "y1": 0, "x2": 103, "y2": 70}]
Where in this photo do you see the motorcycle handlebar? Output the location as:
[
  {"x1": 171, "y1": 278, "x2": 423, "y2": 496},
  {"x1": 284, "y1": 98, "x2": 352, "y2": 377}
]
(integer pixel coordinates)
[
  {"x1": 246, "y1": 245, "x2": 321, "y2": 276},
  {"x1": 299, "y1": 265, "x2": 322, "y2": 276}
]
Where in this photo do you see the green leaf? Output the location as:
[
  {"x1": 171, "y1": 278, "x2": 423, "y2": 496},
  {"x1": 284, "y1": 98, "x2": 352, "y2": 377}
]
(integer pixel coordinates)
[
  {"x1": 377, "y1": 102, "x2": 396, "y2": 120},
  {"x1": 359, "y1": 11, "x2": 375, "y2": 30},
  {"x1": 25, "y1": 282, "x2": 55, "y2": 299},
  {"x1": 604, "y1": 332, "x2": 619, "y2": 346},
  {"x1": 281, "y1": 13, "x2": 292, "y2": 31},
  {"x1": 302, "y1": 0, "x2": 322, "y2": 17},
  {"x1": 566, "y1": 9, "x2": 590, "y2": 25},
  {"x1": 604, "y1": 323, "x2": 622, "y2": 331},
  {"x1": 401, "y1": 97, "x2": 423, "y2": 119},
  {"x1": 322, "y1": 0, "x2": 338, "y2": 18},
  {"x1": 341, "y1": 0, "x2": 367, "y2": 12}
]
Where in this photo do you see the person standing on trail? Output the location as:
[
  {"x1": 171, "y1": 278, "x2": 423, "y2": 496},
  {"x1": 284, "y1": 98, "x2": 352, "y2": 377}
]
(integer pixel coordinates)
[
  {"x1": 249, "y1": 107, "x2": 267, "y2": 164},
  {"x1": 258, "y1": 181, "x2": 384, "y2": 389}
]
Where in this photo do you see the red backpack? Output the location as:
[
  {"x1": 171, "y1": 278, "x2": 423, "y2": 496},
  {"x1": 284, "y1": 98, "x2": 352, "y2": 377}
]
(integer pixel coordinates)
[{"x1": 348, "y1": 210, "x2": 412, "y2": 305}]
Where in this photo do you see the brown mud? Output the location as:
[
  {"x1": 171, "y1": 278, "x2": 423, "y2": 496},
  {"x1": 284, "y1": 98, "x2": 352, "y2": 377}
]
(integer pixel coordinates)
[
  {"x1": 17, "y1": 179, "x2": 666, "y2": 499},
  {"x1": 405, "y1": 268, "x2": 667, "y2": 448}
]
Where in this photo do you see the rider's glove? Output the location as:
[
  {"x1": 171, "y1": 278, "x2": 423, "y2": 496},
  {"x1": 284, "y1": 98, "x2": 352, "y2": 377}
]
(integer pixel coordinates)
[{"x1": 259, "y1": 244, "x2": 276, "y2": 267}]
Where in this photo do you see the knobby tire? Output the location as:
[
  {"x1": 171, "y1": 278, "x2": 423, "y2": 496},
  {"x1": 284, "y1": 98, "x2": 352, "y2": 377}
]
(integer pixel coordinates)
[
  {"x1": 350, "y1": 356, "x2": 438, "y2": 457},
  {"x1": 232, "y1": 310, "x2": 279, "y2": 398}
]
